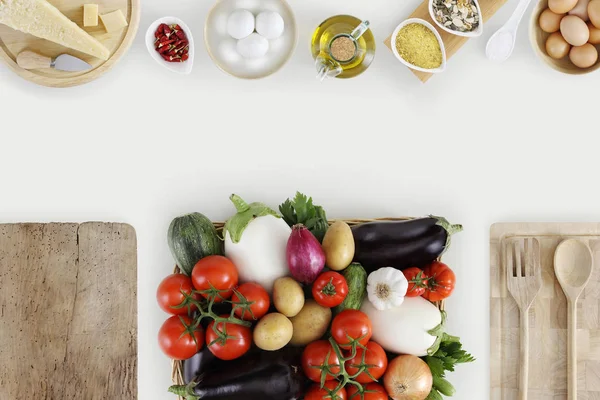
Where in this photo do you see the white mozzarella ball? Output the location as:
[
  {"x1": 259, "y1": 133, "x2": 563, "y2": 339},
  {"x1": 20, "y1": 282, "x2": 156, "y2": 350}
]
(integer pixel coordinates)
[
  {"x1": 227, "y1": 9, "x2": 255, "y2": 39},
  {"x1": 236, "y1": 33, "x2": 269, "y2": 58},
  {"x1": 255, "y1": 11, "x2": 285, "y2": 39}
]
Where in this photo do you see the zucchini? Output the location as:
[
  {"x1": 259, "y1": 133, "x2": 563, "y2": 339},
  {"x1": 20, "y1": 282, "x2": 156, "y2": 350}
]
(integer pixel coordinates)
[
  {"x1": 333, "y1": 263, "x2": 367, "y2": 315},
  {"x1": 168, "y1": 212, "x2": 223, "y2": 276}
]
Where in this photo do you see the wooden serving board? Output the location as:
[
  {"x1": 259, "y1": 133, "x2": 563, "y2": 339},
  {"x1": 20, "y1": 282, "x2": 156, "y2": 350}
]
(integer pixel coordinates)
[
  {"x1": 0, "y1": 222, "x2": 137, "y2": 399},
  {"x1": 0, "y1": 0, "x2": 140, "y2": 87},
  {"x1": 491, "y1": 223, "x2": 600, "y2": 400},
  {"x1": 384, "y1": 0, "x2": 508, "y2": 82}
]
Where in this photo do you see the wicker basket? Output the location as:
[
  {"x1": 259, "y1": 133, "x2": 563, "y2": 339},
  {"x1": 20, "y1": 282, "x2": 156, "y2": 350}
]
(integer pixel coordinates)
[{"x1": 170, "y1": 217, "x2": 445, "y2": 395}]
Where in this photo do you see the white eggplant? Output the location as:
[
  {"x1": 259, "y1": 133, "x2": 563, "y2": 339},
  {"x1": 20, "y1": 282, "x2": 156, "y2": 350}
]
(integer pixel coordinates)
[
  {"x1": 224, "y1": 194, "x2": 291, "y2": 293},
  {"x1": 361, "y1": 296, "x2": 452, "y2": 357}
]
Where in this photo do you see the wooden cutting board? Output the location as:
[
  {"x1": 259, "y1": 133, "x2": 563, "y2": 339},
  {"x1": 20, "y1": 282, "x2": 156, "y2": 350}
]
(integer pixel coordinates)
[
  {"x1": 384, "y1": 0, "x2": 508, "y2": 82},
  {"x1": 0, "y1": 0, "x2": 140, "y2": 87},
  {"x1": 0, "y1": 222, "x2": 137, "y2": 399},
  {"x1": 491, "y1": 223, "x2": 600, "y2": 400}
]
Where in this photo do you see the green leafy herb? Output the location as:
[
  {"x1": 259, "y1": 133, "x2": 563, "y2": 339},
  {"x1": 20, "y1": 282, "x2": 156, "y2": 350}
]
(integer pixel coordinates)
[
  {"x1": 423, "y1": 338, "x2": 475, "y2": 399},
  {"x1": 279, "y1": 192, "x2": 329, "y2": 242}
]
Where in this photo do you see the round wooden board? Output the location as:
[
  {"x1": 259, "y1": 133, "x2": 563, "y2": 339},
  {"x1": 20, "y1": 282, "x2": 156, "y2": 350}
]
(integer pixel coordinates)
[{"x1": 0, "y1": 0, "x2": 140, "y2": 87}]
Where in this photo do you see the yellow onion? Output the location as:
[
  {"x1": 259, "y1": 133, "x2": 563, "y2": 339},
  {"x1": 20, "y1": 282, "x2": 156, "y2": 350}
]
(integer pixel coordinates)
[{"x1": 384, "y1": 355, "x2": 433, "y2": 400}]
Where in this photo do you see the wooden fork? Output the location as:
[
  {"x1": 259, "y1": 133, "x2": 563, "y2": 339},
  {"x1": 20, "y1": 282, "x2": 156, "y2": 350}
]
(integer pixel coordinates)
[{"x1": 505, "y1": 237, "x2": 543, "y2": 400}]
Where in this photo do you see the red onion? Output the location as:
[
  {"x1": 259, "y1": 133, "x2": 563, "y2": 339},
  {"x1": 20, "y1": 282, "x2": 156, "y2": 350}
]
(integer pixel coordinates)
[{"x1": 286, "y1": 224, "x2": 326, "y2": 284}]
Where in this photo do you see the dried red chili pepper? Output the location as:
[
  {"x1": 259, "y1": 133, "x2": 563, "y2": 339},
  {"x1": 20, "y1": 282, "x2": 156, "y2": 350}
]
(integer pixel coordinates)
[
  {"x1": 158, "y1": 39, "x2": 175, "y2": 48},
  {"x1": 154, "y1": 23, "x2": 190, "y2": 63}
]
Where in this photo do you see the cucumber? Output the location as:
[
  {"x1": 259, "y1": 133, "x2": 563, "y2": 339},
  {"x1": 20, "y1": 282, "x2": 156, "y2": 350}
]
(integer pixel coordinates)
[
  {"x1": 433, "y1": 375, "x2": 456, "y2": 396},
  {"x1": 426, "y1": 388, "x2": 444, "y2": 400},
  {"x1": 333, "y1": 263, "x2": 367, "y2": 315},
  {"x1": 168, "y1": 212, "x2": 223, "y2": 276}
]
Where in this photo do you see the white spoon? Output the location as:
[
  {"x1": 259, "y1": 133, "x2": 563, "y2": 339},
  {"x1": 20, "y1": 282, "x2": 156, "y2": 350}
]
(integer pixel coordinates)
[
  {"x1": 554, "y1": 239, "x2": 594, "y2": 400},
  {"x1": 485, "y1": 0, "x2": 534, "y2": 62}
]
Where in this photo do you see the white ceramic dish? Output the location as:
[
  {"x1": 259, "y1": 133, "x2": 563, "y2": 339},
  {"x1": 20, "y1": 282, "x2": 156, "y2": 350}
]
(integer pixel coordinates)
[
  {"x1": 145, "y1": 17, "x2": 195, "y2": 75},
  {"x1": 391, "y1": 18, "x2": 447, "y2": 73},
  {"x1": 428, "y1": 0, "x2": 483, "y2": 37},
  {"x1": 205, "y1": 0, "x2": 298, "y2": 79}
]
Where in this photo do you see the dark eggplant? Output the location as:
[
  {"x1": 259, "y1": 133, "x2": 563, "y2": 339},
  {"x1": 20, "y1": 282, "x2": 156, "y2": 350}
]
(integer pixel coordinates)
[
  {"x1": 171, "y1": 347, "x2": 307, "y2": 400},
  {"x1": 183, "y1": 347, "x2": 218, "y2": 385},
  {"x1": 351, "y1": 216, "x2": 442, "y2": 246},
  {"x1": 353, "y1": 216, "x2": 462, "y2": 272}
]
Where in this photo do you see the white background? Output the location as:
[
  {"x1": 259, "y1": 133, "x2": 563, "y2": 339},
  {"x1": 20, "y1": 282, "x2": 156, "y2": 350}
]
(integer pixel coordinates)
[{"x1": 2, "y1": 0, "x2": 600, "y2": 398}]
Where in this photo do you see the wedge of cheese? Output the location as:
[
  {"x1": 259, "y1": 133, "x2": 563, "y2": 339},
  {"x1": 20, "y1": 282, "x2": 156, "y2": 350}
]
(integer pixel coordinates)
[{"x1": 0, "y1": 0, "x2": 110, "y2": 60}]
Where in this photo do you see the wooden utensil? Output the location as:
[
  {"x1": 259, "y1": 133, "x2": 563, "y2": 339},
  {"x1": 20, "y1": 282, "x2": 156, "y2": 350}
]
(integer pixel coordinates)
[
  {"x1": 505, "y1": 237, "x2": 543, "y2": 400},
  {"x1": 554, "y1": 239, "x2": 594, "y2": 400},
  {"x1": 491, "y1": 223, "x2": 600, "y2": 398},
  {"x1": 17, "y1": 50, "x2": 92, "y2": 71}
]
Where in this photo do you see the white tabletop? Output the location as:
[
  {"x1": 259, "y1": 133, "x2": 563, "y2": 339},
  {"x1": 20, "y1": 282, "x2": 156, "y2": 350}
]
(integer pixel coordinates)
[{"x1": 2, "y1": 0, "x2": 600, "y2": 398}]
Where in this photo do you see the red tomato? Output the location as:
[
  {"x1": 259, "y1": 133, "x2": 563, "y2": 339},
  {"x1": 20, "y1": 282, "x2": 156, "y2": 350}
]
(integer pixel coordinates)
[
  {"x1": 192, "y1": 255, "x2": 238, "y2": 302},
  {"x1": 158, "y1": 315, "x2": 204, "y2": 360},
  {"x1": 302, "y1": 340, "x2": 342, "y2": 382},
  {"x1": 345, "y1": 341, "x2": 388, "y2": 383},
  {"x1": 205, "y1": 317, "x2": 251, "y2": 360},
  {"x1": 346, "y1": 383, "x2": 388, "y2": 400},
  {"x1": 402, "y1": 267, "x2": 429, "y2": 298},
  {"x1": 422, "y1": 261, "x2": 456, "y2": 302},
  {"x1": 231, "y1": 282, "x2": 270, "y2": 321},
  {"x1": 331, "y1": 310, "x2": 372, "y2": 349},
  {"x1": 312, "y1": 271, "x2": 349, "y2": 308},
  {"x1": 156, "y1": 273, "x2": 200, "y2": 315},
  {"x1": 305, "y1": 381, "x2": 347, "y2": 400}
]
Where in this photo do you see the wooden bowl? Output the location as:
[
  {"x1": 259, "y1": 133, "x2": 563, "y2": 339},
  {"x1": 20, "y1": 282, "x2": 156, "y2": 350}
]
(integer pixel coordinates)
[{"x1": 529, "y1": 0, "x2": 600, "y2": 75}]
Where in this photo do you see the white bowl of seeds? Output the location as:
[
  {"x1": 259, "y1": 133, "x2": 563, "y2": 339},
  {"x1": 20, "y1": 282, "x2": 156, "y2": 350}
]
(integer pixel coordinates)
[{"x1": 429, "y1": 0, "x2": 483, "y2": 37}]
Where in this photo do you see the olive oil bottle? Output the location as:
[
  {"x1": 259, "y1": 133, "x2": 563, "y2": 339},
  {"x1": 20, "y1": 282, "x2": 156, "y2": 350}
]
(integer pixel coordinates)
[{"x1": 311, "y1": 15, "x2": 376, "y2": 80}]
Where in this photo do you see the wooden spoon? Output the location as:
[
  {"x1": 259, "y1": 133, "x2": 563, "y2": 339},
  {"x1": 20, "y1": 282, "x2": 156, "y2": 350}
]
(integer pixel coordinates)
[{"x1": 554, "y1": 239, "x2": 594, "y2": 400}]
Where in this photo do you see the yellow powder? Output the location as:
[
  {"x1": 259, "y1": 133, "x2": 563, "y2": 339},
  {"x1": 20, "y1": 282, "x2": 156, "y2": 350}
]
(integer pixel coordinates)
[{"x1": 395, "y1": 23, "x2": 442, "y2": 69}]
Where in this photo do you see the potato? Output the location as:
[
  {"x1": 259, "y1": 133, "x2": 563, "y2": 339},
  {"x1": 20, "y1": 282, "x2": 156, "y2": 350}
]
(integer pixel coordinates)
[
  {"x1": 253, "y1": 313, "x2": 293, "y2": 351},
  {"x1": 289, "y1": 299, "x2": 332, "y2": 346},
  {"x1": 273, "y1": 277, "x2": 305, "y2": 317},
  {"x1": 322, "y1": 221, "x2": 355, "y2": 271}
]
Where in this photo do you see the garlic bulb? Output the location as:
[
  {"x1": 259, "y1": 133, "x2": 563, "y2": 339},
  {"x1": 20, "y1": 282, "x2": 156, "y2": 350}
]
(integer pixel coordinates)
[{"x1": 367, "y1": 267, "x2": 408, "y2": 310}]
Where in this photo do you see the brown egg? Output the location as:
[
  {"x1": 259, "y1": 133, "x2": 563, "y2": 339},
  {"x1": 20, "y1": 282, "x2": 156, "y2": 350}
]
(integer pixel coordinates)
[
  {"x1": 569, "y1": 42, "x2": 599, "y2": 67},
  {"x1": 549, "y1": 0, "x2": 578, "y2": 14},
  {"x1": 540, "y1": 8, "x2": 565, "y2": 32},
  {"x1": 560, "y1": 15, "x2": 590, "y2": 45},
  {"x1": 569, "y1": 0, "x2": 590, "y2": 20},
  {"x1": 588, "y1": 21, "x2": 600, "y2": 42},
  {"x1": 589, "y1": 0, "x2": 600, "y2": 27},
  {"x1": 546, "y1": 31, "x2": 572, "y2": 58}
]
